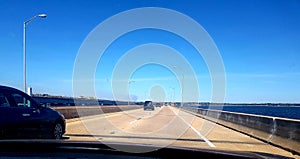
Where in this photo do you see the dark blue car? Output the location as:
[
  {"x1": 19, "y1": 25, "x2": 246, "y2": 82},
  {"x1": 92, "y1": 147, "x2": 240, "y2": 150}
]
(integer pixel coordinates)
[
  {"x1": 0, "y1": 85, "x2": 66, "y2": 139},
  {"x1": 144, "y1": 101, "x2": 154, "y2": 111}
]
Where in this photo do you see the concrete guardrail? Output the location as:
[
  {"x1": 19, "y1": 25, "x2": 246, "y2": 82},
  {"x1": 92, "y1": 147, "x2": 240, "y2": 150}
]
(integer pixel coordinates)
[
  {"x1": 51, "y1": 105, "x2": 142, "y2": 119},
  {"x1": 183, "y1": 107, "x2": 300, "y2": 155}
]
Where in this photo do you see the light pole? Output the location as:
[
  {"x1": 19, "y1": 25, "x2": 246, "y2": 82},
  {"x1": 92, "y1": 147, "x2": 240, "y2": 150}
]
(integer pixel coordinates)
[
  {"x1": 172, "y1": 66, "x2": 184, "y2": 107},
  {"x1": 144, "y1": 91, "x2": 147, "y2": 101},
  {"x1": 169, "y1": 86, "x2": 175, "y2": 105},
  {"x1": 23, "y1": 13, "x2": 47, "y2": 93},
  {"x1": 128, "y1": 80, "x2": 135, "y2": 105}
]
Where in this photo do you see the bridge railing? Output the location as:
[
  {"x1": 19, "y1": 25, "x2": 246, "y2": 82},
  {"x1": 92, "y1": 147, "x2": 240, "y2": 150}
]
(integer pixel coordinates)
[
  {"x1": 182, "y1": 107, "x2": 300, "y2": 155},
  {"x1": 52, "y1": 105, "x2": 142, "y2": 119}
]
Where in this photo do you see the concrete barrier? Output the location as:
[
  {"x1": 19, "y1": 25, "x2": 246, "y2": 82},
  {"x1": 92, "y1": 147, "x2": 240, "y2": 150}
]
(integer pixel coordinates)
[
  {"x1": 51, "y1": 105, "x2": 142, "y2": 119},
  {"x1": 183, "y1": 107, "x2": 300, "y2": 155}
]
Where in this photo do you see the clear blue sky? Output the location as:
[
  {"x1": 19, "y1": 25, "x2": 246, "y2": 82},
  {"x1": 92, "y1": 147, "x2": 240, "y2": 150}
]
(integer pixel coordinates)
[{"x1": 0, "y1": 0, "x2": 299, "y2": 103}]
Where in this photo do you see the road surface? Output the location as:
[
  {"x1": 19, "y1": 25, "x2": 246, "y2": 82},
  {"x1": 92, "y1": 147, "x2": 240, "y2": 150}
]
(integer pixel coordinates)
[{"x1": 66, "y1": 106, "x2": 297, "y2": 157}]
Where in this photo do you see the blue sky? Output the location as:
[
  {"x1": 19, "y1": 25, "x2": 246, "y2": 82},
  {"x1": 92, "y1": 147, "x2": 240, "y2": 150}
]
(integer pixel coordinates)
[{"x1": 0, "y1": 0, "x2": 299, "y2": 103}]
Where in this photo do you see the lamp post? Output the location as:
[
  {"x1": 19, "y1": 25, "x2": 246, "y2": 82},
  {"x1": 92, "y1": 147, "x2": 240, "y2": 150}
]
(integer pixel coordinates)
[
  {"x1": 23, "y1": 14, "x2": 47, "y2": 93},
  {"x1": 128, "y1": 80, "x2": 135, "y2": 105},
  {"x1": 169, "y1": 86, "x2": 175, "y2": 105},
  {"x1": 172, "y1": 66, "x2": 184, "y2": 107},
  {"x1": 144, "y1": 91, "x2": 147, "y2": 101}
]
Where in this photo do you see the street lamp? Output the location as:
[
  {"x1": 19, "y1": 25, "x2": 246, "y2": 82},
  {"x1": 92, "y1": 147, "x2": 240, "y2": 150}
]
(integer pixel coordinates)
[
  {"x1": 169, "y1": 86, "x2": 175, "y2": 104},
  {"x1": 144, "y1": 91, "x2": 147, "y2": 101},
  {"x1": 128, "y1": 80, "x2": 135, "y2": 105},
  {"x1": 172, "y1": 66, "x2": 184, "y2": 107},
  {"x1": 23, "y1": 14, "x2": 47, "y2": 93}
]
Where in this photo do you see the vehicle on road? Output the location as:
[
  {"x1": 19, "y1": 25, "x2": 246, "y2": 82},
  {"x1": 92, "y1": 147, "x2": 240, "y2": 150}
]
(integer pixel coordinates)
[
  {"x1": 155, "y1": 103, "x2": 161, "y2": 107},
  {"x1": 144, "y1": 101, "x2": 154, "y2": 111},
  {"x1": 0, "y1": 85, "x2": 66, "y2": 139}
]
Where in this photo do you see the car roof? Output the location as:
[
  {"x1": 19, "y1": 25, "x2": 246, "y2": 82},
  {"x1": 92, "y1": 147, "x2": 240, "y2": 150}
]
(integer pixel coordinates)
[
  {"x1": 0, "y1": 86, "x2": 27, "y2": 95},
  {"x1": 0, "y1": 85, "x2": 20, "y2": 91}
]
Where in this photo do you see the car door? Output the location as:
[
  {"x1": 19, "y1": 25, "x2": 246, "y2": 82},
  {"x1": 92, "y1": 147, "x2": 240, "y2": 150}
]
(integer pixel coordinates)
[
  {"x1": 7, "y1": 90, "x2": 46, "y2": 138},
  {"x1": 0, "y1": 92, "x2": 15, "y2": 137}
]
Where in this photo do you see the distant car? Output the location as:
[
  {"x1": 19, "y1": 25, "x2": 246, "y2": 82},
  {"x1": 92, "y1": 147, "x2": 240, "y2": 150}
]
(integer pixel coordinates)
[
  {"x1": 0, "y1": 85, "x2": 66, "y2": 139},
  {"x1": 155, "y1": 103, "x2": 161, "y2": 107},
  {"x1": 144, "y1": 101, "x2": 154, "y2": 111}
]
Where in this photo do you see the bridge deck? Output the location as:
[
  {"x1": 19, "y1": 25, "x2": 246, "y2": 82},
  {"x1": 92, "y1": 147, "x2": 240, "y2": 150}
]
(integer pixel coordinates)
[{"x1": 66, "y1": 106, "x2": 297, "y2": 158}]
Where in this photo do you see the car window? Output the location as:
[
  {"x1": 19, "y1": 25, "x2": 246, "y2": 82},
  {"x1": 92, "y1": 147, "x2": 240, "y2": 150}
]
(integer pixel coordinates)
[
  {"x1": 0, "y1": 93, "x2": 10, "y2": 107},
  {"x1": 11, "y1": 93, "x2": 34, "y2": 108}
]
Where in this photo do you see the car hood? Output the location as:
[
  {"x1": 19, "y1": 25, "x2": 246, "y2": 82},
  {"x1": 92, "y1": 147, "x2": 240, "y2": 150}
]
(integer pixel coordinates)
[{"x1": 0, "y1": 140, "x2": 295, "y2": 159}]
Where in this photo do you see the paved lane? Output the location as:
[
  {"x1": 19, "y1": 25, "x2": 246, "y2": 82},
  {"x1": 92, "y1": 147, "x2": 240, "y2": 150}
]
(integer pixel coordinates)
[{"x1": 66, "y1": 106, "x2": 296, "y2": 157}]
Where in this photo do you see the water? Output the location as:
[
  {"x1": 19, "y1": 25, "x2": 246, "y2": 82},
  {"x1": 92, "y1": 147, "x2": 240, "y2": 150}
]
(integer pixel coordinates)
[{"x1": 196, "y1": 105, "x2": 300, "y2": 120}]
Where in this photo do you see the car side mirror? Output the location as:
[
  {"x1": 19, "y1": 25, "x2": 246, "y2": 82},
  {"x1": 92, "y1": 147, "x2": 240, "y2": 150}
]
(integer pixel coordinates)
[{"x1": 39, "y1": 103, "x2": 48, "y2": 108}]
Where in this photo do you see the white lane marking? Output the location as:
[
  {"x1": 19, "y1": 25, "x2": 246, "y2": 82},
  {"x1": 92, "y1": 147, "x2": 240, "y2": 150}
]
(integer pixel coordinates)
[
  {"x1": 170, "y1": 107, "x2": 216, "y2": 148},
  {"x1": 130, "y1": 119, "x2": 138, "y2": 125},
  {"x1": 129, "y1": 117, "x2": 142, "y2": 125}
]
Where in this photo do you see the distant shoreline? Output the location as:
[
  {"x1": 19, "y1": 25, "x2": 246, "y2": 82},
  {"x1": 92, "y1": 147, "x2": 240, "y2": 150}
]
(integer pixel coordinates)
[
  {"x1": 194, "y1": 104, "x2": 300, "y2": 120},
  {"x1": 189, "y1": 103, "x2": 300, "y2": 107}
]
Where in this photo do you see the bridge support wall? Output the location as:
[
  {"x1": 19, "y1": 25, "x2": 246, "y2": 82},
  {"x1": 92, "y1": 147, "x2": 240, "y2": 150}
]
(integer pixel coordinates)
[
  {"x1": 52, "y1": 105, "x2": 142, "y2": 119},
  {"x1": 183, "y1": 107, "x2": 300, "y2": 155}
]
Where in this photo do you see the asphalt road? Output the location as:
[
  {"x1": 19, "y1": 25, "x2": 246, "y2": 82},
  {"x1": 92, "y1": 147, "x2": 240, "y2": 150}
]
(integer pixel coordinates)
[{"x1": 65, "y1": 106, "x2": 297, "y2": 157}]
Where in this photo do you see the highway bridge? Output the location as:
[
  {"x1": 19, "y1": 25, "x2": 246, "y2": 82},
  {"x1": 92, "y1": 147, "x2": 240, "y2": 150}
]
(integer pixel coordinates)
[{"x1": 61, "y1": 106, "x2": 300, "y2": 158}]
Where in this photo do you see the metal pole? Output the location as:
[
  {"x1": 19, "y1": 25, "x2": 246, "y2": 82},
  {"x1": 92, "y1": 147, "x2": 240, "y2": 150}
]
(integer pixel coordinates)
[
  {"x1": 128, "y1": 80, "x2": 135, "y2": 105},
  {"x1": 23, "y1": 22, "x2": 26, "y2": 92},
  {"x1": 181, "y1": 73, "x2": 184, "y2": 107},
  {"x1": 23, "y1": 14, "x2": 46, "y2": 93},
  {"x1": 169, "y1": 87, "x2": 175, "y2": 105},
  {"x1": 172, "y1": 66, "x2": 184, "y2": 107}
]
